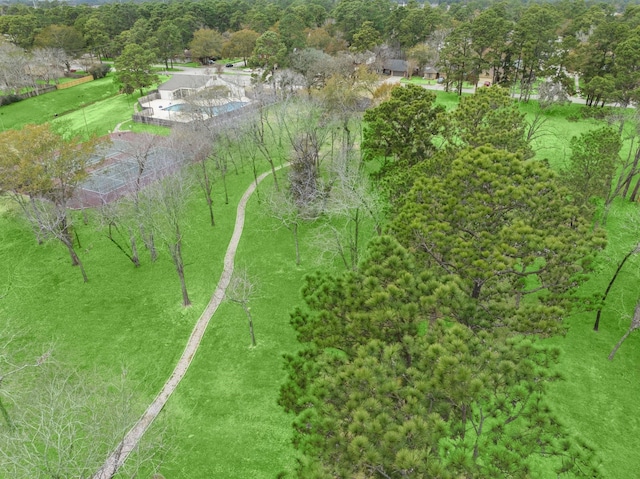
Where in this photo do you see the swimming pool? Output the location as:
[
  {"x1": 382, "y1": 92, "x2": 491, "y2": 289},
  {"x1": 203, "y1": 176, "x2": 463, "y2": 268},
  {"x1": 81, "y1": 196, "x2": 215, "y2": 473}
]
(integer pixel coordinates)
[{"x1": 162, "y1": 101, "x2": 247, "y2": 115}]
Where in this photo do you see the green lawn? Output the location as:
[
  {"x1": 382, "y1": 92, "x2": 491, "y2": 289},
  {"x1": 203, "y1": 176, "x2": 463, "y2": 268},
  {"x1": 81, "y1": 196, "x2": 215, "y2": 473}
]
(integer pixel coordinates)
[
  {"x1": 0, "y1": 157, "x2": 300, "y2": 477},
  {"x1": 159, "y1": 174, "x2": 304, "y2": 478},
  {"x1": 544, "y1": 198, "x2": 640, "y2": 478},
  {"x1": 0, "y1": 74, "x2": 169, "y2": 137},
  {"x1": 0, "y1": 76, "x2": 120, "y2": 131},
  {"x1": 2, "y1": 80, "x2": 640, "y2": 478}
]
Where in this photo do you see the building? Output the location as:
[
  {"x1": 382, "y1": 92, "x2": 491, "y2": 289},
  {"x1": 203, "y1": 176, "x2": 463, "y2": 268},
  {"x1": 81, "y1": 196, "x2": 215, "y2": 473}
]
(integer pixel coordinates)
[
  {"x1": 157, "y1": 74, "x2": 216, "y2": 100},
  {"x1": 382, "y1": 59, "x2": 410, "y2": 77}
]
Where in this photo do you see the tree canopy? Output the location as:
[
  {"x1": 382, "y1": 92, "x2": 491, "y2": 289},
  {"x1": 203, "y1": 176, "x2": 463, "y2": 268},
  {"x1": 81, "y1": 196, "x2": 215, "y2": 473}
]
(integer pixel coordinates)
[
  {"x1": 189, "y1": 27, "x2": 224, "y2": 64},
  {"x1": 362, "y1": 84, "x2": 448, "y2": 165},
  {"x1": 280, "y1": 237, "x2": 601, "y2": 479},
  {"x1": 452, "y1": 86, "x2": 532, "y2": 158},
  {"x1": 113, "y1": 43, "x2": 158, "y2": 96},
  {"x1": 392, "y1": 146, "x2": 605, "y2": 334},
  {"x1": 560, "y1": 126, "x2": 623, "y2": 214}
]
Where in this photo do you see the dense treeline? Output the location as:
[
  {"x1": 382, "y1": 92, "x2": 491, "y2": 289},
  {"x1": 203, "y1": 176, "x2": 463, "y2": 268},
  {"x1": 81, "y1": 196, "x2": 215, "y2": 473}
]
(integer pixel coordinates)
[{"x1": 1, "y1": 0, "x2": 640, "y2": 104}]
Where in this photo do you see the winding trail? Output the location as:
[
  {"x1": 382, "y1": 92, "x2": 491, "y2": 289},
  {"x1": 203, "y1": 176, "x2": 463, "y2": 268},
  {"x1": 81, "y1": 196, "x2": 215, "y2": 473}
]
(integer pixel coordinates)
[{"x1": 93, "y1": 165, "x2": 284, "y2": 479}]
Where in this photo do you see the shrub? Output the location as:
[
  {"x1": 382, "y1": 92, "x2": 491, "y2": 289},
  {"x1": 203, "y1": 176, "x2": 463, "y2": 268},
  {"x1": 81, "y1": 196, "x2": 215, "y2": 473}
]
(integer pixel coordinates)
[
  {"x1": 0, "y1": 94, "x2": 22, "y2": 106},
  {"x1": 581, "y1": 105, "x2": 616, "y2": 120},
  {"x1": 89, "y1": 63, "x2": 111, "y2": 80}
]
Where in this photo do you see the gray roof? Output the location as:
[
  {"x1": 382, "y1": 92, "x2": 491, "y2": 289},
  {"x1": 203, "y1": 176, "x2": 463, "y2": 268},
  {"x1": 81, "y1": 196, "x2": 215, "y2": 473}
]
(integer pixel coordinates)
[
  {"x1": 158, "y1": 74, "x2": 210, "y2": 91},
  {"x1": 384, "y1": 59, "x2": 408, "y2": 72},
  {"x1": 423, "y1": 66, "x2": 438, "y2": 74}
]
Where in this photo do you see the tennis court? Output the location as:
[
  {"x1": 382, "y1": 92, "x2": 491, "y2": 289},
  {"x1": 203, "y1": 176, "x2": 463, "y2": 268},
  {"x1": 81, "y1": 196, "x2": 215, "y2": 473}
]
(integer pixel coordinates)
[{"x1": 70, "y1": 132, "x2": 184, "y2": 209}]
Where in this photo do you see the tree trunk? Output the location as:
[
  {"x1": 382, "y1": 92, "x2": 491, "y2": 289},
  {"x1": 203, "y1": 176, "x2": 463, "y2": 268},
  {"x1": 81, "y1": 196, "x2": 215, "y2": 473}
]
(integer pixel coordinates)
[
  {"x1": 221, "y1": 168, "x2": 229, "y2": 205},
  {"x1": 170, "y1": 228, "x2": 190, "y2": 307},
  {"x1": 251, "y1": 156, "x2": 259, "y2": 192},
  {"x1": 201, "y1": 162, "x2": 215, "y2": 226},
  {"x1": 140, "y1": 226, "x2": 157, "y2": 262},
  {"x1": 350, "y1": 208, "x2": 360, "y2": 270},
  {"x1": 105, "y1": 224, "x2": 140, "y2": 267},
  {"x1": 63, "y1": 239, "x2": 88, "y2": 283},
  {"x1": 594, "y1": 243, "x2": 640, "y2": 331},
  {"x1": 629, "y1": 178, "x2": 640, "y2": 203},
  {"x1": 332, "y1": 226, "x2": 349, "y2": 270},
  {"x1": 207, "y1": 195, "x2": 215, "y2": 226},
  {"x1": 609, "y1": 302, "x2": 640, "y2": 360},
  {"x1": 130, "y1": 233, "x2": 140, "y2": 267},
  {"x1": 610, "y1": 140, "x2": 638, "y2": 203},
  {"x1": 243, "y1": 304, "x2": 257, "y2": 347},
  {"x1": 471, "y1": 280, "x2": 482, "y2": 299},
  {"x1": 603, "y1": 146, "x2": 640, "y2": 226},
  {"x1": 60, "y1": 216, "x2": 78, "y2": 266},
  {"x1": 293, "y1": 222, "x2": 300, "y2": 266},
  {"x1": 269, "y1": 159, "x2": 280, "y2": 192}
]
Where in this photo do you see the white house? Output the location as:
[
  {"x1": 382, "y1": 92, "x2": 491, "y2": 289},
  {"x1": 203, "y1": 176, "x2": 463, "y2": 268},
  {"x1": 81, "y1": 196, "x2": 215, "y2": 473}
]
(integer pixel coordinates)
[{"x1": 157, "y1": 74, "x2": 216, "y2": 100}]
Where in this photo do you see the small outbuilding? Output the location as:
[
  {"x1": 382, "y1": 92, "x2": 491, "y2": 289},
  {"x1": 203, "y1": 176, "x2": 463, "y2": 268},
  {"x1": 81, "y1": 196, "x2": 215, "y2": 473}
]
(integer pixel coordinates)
[
  {"x1": 423, "y1": 66, "x2": 440, "y2": 80},
  {"x1": 382, "y1": 59, "x2": 409, "y2": 77}
]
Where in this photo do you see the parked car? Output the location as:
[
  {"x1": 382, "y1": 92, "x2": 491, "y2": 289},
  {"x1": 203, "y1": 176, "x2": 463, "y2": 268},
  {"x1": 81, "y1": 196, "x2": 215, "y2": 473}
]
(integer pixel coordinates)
[{"x1": 225, "y1": 63, "x2": 234, "y2": 67}]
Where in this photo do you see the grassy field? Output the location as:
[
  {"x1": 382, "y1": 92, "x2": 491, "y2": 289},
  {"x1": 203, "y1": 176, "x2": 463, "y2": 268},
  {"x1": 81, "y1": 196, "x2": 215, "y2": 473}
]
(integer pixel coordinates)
[
  {"x1": 0, "y1": 157, "x2": 293, "y2": 477},
  {"x1": 158, "y1": 174, "x2": 305, "y2": 478},
  {"x1": 1, "y1": 79, "x2": 640, "y2": 478},
  {"x1": 514, "y1": 100, "x2": 640, "y2": 477},
  {"x1": 544, "y1": 198, "x2": 640, "y2": 478},
  {"x1": 0, "y1": 73, "x2": 169, "y2": 137}
]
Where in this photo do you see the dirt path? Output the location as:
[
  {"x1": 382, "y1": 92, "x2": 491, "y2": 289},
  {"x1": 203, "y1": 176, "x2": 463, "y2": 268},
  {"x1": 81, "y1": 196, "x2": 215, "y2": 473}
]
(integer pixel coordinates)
[{"x1": 93, "y1": 166, "x2": 284, "y2": 479}]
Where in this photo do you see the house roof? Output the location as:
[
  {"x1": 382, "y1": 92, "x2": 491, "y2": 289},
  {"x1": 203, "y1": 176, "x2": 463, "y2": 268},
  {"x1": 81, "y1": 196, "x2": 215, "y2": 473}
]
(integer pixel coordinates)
[
  {"x1": 423, "y1": 66, "x2": 438, "y2": 74},
  {"x1": 158, "y1": 74, "x2": 211, "y2": 92},
  {"x1": 384, "y1": 59, "x2": 408, "y2": 71}
]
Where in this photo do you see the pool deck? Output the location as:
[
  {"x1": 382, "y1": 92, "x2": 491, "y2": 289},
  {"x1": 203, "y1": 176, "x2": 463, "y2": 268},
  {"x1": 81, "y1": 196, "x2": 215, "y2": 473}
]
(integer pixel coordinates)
[
  {"x1": 141, "y1": 99, "x2": 188, "y2": 122},
  {"x1": 140, "y1": 97, "x2": 252, "y2": 122}
]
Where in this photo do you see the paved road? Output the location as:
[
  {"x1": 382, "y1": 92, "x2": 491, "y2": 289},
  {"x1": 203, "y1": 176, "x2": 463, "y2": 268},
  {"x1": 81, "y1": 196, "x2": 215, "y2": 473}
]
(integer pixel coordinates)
[{"x1": 384, "y1": 75, "x2": 636, "y2": 107}]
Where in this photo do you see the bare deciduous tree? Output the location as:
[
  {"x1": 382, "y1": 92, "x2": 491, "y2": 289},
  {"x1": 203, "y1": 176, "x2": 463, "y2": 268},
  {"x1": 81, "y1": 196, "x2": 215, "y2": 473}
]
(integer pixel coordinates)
[
  {"x1": 22, "y1": 199, "x2": 90, "y2": 282},
  {"x1": 263, "y1": 189, "x2": 306, "y2": 266},
  {"x1": 0, "y1": 124, "x2": 105, "y2": 282},
  {"x1": 0, "y1": 327, "x2": 50, "y2": 429},
  {"x1": 0, "y1": 357, "x2": 167, "y2": 478},
  {"x1": 246, "y1": 87, "x2": 283, "y2": 192},
  {"x1": 170, "y1": 122, "x2": 217, "y2": 226},
  {"x1": 0, "y1": 42, "x2": 30, "y2": 95},
  {"x1": 225, "y1": 267, "x2": 258, "y2": 347},
  {"x1": 609, "y1": 111, "x2": 640, "y2": 205},
  {"x1": 96, "y1": 200, "x2": 141, "y2": 267},
  {"x1": 139, "y1": 167, "x2": 193, "y2": 307},
  {"x1": 319, "y1": 63, "x2": 377, "y2": 159},
  {"x1": 593, "y1": 242, "x2": 640, "y2": 331},
  {"x1": 314, "y1": 155, "x2": 384, "y2": 271},
  {"x1": 277, "y1": 100, "x2": 332, "y2": 209},
  {"x1": 30, "y1": 48, "x2": 66, "y2": 87},
  {"x1": 116, "y1": 133, "x2": 164, "y2": 262},
  {"x1": 609, "y1": 301, "x2": 640, "y2": 360}
]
